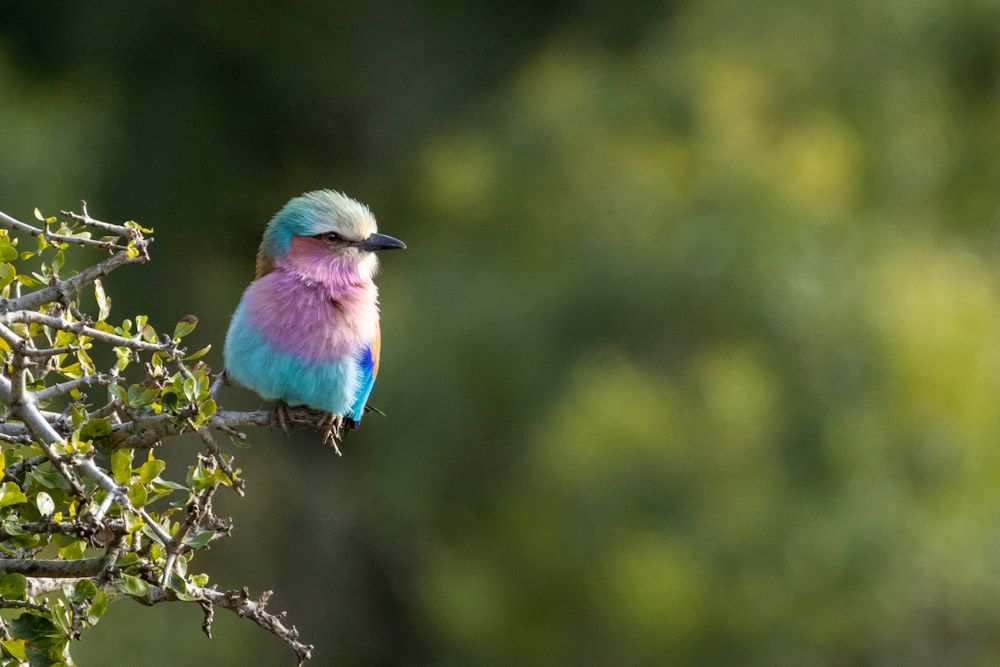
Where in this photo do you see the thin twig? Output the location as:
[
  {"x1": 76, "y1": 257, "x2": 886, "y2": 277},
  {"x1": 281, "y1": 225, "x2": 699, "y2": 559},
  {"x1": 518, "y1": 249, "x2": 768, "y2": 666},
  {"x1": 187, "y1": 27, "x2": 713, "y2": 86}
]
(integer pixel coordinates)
[
  {"x1": 0, "y1": 310, "x2": 176, "y2": 353},
  {"x1": 196, "y1": 427, "x2": 244, "y2": 495},
  {"x1": 0, "y1": 210, "x2": 130, "y2": 251},
  {"x1": 34, "y1": 373, "x2": 113, "y2": 402},
  {"x1": 130, "y1": 584, "x2": 313, "y2": 665},
  {"x1": 0, "y1": 600, "x2": 49, "y2": 613},
  {"x1": 60, "y1": 202, "x2": 138, "y2": 236}
]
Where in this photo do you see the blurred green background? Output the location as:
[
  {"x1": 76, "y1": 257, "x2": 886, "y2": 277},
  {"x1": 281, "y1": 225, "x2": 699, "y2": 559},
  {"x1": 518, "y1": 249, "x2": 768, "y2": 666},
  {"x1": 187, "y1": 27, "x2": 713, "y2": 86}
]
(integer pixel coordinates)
[{"x1": 3, "y1": 1, "x2": 1000, "y2": 665}]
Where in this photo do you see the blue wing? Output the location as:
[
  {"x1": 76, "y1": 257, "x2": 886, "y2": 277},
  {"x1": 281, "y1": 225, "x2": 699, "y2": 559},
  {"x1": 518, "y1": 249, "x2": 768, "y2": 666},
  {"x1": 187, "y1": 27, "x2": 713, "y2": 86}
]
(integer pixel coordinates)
[{"x1": 349, "y1": 344, "x2": 376, "y2": 422}]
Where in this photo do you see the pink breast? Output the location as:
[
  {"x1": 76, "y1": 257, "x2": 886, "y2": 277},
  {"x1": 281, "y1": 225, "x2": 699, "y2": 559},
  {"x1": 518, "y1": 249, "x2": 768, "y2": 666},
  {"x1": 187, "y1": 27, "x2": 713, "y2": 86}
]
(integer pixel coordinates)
[{"x1": 245, "y1": 270, "x2": 378, "y2": 361}]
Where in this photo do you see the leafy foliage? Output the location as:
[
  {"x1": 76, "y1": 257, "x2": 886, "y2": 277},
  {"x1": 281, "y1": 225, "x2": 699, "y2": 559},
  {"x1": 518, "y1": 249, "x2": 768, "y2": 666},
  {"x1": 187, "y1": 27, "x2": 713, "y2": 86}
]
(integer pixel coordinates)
[{"x1": 0, "y1": 206, "x2": 307, "y2": 666}]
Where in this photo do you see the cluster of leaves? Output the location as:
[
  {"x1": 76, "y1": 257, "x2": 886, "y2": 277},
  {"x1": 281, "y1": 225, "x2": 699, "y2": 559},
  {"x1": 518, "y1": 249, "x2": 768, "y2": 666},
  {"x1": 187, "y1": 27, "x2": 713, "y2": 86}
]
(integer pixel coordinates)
[{"x1": 0, "y1": 207, "x2": 250, "y2": 666}]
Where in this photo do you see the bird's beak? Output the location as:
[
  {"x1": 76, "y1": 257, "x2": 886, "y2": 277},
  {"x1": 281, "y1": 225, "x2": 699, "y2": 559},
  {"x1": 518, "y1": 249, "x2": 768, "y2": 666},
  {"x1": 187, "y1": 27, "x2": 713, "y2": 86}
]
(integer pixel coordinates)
[{"x1": 355, "y1": 233, "x2": 406, "y2": 252}]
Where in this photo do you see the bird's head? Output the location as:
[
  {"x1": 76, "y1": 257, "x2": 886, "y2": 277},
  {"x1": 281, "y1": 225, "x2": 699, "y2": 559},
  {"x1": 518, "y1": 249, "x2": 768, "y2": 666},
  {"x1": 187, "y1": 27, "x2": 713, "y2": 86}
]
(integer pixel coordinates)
[{"x1": 257, "y1": 190, "x2": 405, "y2": 280}]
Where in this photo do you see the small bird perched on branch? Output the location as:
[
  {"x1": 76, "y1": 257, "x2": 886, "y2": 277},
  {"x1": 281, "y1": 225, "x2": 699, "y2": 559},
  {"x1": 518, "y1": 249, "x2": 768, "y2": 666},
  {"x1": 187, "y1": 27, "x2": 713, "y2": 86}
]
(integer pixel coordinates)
[{"x1": 223, "y1": 190, "x2": 406, "y2": 451}]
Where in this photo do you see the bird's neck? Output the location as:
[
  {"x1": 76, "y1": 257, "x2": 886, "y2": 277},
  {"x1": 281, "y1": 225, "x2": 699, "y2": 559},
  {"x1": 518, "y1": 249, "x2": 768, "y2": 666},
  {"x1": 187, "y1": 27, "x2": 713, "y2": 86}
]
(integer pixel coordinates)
[{"x1": 274, "y1": 236, "x2": 379, "y2": 296}]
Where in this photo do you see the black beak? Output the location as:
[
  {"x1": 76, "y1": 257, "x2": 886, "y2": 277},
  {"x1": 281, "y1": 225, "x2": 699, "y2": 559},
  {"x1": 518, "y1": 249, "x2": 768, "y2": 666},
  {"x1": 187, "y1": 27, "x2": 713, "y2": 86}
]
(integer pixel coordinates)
[{"x1": 355, "y1": 232, "x2": 406, "y2": 252}]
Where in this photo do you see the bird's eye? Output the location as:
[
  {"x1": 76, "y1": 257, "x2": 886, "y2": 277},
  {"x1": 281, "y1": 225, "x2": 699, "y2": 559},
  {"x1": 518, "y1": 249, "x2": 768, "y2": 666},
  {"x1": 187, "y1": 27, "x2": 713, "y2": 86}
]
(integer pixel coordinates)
[{"x1": 319, "y1": 232, "x2": 341, "y2": 243}]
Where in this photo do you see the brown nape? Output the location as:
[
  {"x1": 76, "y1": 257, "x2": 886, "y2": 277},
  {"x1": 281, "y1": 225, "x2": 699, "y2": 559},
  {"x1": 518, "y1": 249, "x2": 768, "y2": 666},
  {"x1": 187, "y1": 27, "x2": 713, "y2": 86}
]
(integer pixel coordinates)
[{"x1": 255, "y1": 249, "x2": 275, "y2": 278}]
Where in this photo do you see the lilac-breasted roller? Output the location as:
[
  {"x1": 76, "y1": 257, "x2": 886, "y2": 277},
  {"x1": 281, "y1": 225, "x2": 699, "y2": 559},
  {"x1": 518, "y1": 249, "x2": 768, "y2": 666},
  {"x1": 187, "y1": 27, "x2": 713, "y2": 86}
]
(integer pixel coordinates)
[{"x1": 223, "y1": 190, "x2": 405, "y2": 445}]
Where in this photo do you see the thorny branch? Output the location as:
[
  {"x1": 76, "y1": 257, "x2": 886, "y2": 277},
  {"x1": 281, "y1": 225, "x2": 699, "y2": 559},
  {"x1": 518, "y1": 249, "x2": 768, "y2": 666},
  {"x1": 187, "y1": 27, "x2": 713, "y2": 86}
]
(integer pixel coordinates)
[
  {"x1": 0, "y1": 204, "x2": 320, "y2": 664},
  {"x1": 134, "y1": 585, "x2": 313, "y2": 666}
]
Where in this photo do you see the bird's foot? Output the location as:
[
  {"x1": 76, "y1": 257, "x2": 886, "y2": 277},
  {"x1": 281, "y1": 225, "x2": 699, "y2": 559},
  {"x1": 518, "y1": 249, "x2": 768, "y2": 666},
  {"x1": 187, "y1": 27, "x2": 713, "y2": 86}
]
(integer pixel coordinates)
[
  {"x1": 273, "y1": 404, "x2": 353, "y2": 455},
  {"x1": 316, "y1": 413, "x2": 345, "y2": 456},
  {"x1": 273, "y1": 401, "x2": 293, "y2": 434}
]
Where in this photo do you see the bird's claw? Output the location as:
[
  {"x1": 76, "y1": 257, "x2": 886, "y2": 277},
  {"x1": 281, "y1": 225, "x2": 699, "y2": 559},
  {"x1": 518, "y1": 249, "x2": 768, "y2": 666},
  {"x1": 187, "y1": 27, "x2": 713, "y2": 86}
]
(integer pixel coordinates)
[
  {"x1": 273, "y1": 403, "x2": 352, "y2": 455},
  {"x1": 317, "y1": 413, "x2": 344, "y2": 456},
  {"x1": 273, "y1": 401, "x2": 292, "y2": 434}
]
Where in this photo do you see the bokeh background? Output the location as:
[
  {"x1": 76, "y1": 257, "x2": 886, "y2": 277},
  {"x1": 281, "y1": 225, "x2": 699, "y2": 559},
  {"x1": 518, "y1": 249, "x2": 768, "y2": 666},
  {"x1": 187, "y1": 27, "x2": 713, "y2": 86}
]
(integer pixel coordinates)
[{"x1": 3, "y1": 1, "x2": 1000, "y2": 665}]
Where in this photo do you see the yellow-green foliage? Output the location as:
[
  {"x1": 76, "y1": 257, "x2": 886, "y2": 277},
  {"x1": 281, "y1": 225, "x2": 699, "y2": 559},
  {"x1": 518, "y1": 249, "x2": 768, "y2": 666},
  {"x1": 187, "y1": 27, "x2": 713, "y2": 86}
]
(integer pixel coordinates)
[{"x1": 0, "y1": 209, "x2": 237, "y2": 667}]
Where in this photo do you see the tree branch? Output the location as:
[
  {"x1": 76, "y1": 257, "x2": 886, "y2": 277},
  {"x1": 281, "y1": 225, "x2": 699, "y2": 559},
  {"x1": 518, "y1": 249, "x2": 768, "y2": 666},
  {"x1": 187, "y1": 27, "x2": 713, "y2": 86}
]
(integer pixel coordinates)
[
  {"x1": 0, "y1": 203, "x2": 324, "y2": 662},
  {"x1": 131, "y1": 584, "x2": 314, "y2": 665},
  {"x1": 0, "y1": 310, "x2": 176, "y2": 353},
  {"x1": 0, "y1": 207, "x2": 151, "y2": 314},
  {"x1": 107, "y1": 407, "x2": 330, "y2": 450},
  {"x1": 34, "y1": 372, "x2": 113, "y2": 402},
  {"x1": 0, "y1": 556, "x2": 107, "y2": 577}
]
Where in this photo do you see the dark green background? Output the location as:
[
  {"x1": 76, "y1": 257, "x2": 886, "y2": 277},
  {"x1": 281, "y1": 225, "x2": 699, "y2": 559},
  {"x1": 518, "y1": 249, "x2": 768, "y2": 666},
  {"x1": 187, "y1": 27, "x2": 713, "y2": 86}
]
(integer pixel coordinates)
[{"x1": 3, "y1": 1, "x2": 1000, "y2": 665}]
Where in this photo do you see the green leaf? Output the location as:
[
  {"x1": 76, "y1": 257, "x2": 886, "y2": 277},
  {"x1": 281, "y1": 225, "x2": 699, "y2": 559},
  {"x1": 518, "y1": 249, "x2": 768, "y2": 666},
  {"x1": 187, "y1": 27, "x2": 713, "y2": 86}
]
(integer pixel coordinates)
[
  {"x1": 0, "y1": 572, "x2": 28, "y2": 600},
  {"x1": 0, "y1": 482, "x2": 28, "y2": 507},
  {"x1": 0, "y1": 240, "x2": 18, "y2": 262},
  {"x1": 57, "y1": 539, "x2": 85, "y2": 561},
  {"x1": 109, "y1": 383, "x2": 127, "y2": 405},
  {"x1": 26, "y1": 467, "x2": 71, "y2": 492},
  {"x1": 137, "y1": 458, "x2": 166, "y2": 484},
  {"x1": 149, "y1": 477, "x2": 187, "y2": 494},
  {"x1": 50, "y1": 533, "x2": 77, "y2": 549},
  {"x1": 141, "y1": 326, "x2": 158, "y2": 344},
  {"x1": 58, "y1": 361, "x2": 82, "y2": 379},
  {"x1": 69, "y1": 405, "x2": 88, "y2": 429},
  {"x1": 11, "y1": 612, "x2": 61, "y2": 643},
  {"x1": 127, "y1": 482, "x2": 147, "y2": 508},
  {"x1": 182, "y1": 376, "x2": 199, "y2": 403},
  {"x1": 77, "y1": 347, "x2": 96, "y2": 374},
  {"x1": 0, "y1": 532, "x2": 41, "y2": 552},
  {"x1": 17, "y1": 273, "x2": 42, "y2": 288},
  {"x1": 114, "y1": 346, "x2": 132, "y2": 371},
  {"x1": 49, "y1": 597, "x2": 72, "y2": 639},
  {"x1": 139, "y1": 521, "x2": 167, "y2": 546},
  {"x1": 172, "y1": 315, "x2": 198, "y2": 340},
  {"x1": 0, "y1": 262, "x2": 15, "y2": 289},
  {"x1": 118, "y1": 574, "x2": 150, "y2": 597},
  {"x1": 187, "y1": 461, "x2": 215, "y2": 492},
  {"x1": 115, "y1": 552, "x2": 140, "y2": 568},
  {"x1": 184, "y1": 530, "x2": 216, "y2": 550},
  {"x1": 110, "y1": 450, "x2": 131, "y2": 485},
  {"x1": 1, "y1": 520, "x2": 28, "y2": 538},
  {"x1": 193, "y1": 398, "x2": 217, "y2": 426},
  {"x1": 161, "y1": 390, "x2": 180, "y2": 412},
  {"x1": 80, "y1": 417, "x2": 113, "y2": 440},
  {"x1": 126, "y1": 384, "x2": 158, "y2": 408},
  {"x1": 51, "y1": 249, "x2": 65, "y2": 275},
  {"x1": 88, "y1": 591, "x2": 109, "y2": 623},
  {"x1": 72, "y1": 579, "x2": 99, "y2": 603},
  {"x1": 0, "y1": 638, "x2": 26, "y2": 661},
  {"x1": 123, "y1": 510, "x2": 143, "y2": 535},
  {"x1": 183, "y1": 344, "x2": 212, "y2": 361}
]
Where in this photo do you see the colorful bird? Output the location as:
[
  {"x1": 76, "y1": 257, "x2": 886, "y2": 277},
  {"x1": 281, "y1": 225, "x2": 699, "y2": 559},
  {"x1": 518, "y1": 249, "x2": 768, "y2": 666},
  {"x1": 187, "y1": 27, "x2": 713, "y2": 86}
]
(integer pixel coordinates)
[{"x1": 223, "y1": 190, "x2": 405, "y2": 450}]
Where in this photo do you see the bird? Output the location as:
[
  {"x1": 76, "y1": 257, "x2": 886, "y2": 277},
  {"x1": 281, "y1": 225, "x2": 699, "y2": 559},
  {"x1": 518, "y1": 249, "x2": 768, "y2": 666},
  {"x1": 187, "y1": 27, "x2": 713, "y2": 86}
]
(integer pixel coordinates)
[{"x1": 223, "y1": 190, "x2": 405, "y2": 451}]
